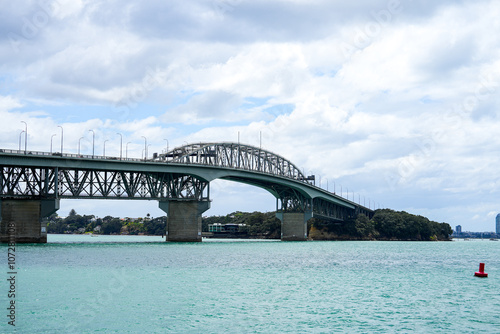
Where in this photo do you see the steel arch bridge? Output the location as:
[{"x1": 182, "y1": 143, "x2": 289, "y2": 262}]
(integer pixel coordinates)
[
  {"x1": 0, "y1": 142, "x2": 373, "y2": 242},
  {"x1": 156, "y1": 142, "x2": 372, "y2": 218}
]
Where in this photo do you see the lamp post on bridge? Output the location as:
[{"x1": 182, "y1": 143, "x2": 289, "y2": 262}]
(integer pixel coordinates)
[
  {"x1": 89, "y1": 130, "x2": 95, "y2": 158},
  {"x1": 142, "y1": 144, "x2": 151, "y2": 160},
  {"x1": 57, "y1": 125, "x2": 63, "y2": 154},
  {"x1": 142, "y1": 136, "x2": 147, "y2": 160},
  {"x1": 21, "y1": 121, "x2": 27, "y2": 154},
  {"x1": 126, "y1": 142, "x2": 131, "y2": 159},
  {"x1": 164, "y1": 138, "x2": 169, "y2": 153},
  {"x1": 78, "y1": 137, "x2": 84, "y2": 155},
  {"x1": 103, "y1": 140, "x2": 109, "y2": 157},
  {"x1": 50, "y1": 134, "x2": 56, "y2": 153},
  {"x1": 18, "y1": 130, "x2": 24, "y2": 152},
  {"x1": 117, "y1": 133, "x2": 123, "y2": 160}
]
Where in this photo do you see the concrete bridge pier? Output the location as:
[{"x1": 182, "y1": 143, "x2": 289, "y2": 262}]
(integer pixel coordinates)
[
  {"x1": 159, "y1": 200, "x2": 210, "y2": 242},
  {"x1": 276, "y1": 211, "x2": 312, "y2": 241},
  {"x1": 0, "y1": 199, "x2": 59, "y2": 243}
]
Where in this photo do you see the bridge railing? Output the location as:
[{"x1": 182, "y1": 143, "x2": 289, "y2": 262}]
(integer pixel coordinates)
[{"x1": 0, "y1": 148, "x2": 145, "y2": 162}]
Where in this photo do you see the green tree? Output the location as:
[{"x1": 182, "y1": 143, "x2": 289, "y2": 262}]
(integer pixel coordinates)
[
  {"x1": 127, "y1": 221, "x2": 144, "y2": 235},
  {"x1": 372, "y1": 209, "x2": 452, "y2": 241},
  {"x1": 47, "y1": 214, "x2": 64, "y2": 234},
  {"x1": 144, "y1": 217, "x2": 166, "y2": 235},
  {"x1": 439, "y1": 223, "x2": 453, "y2": 240},
  {"x1": 101, "y1": 218, "x2": 123, "y2": 234},
  {"x1": 355, "y1": 214, "x2": 375, "y2": 238}
]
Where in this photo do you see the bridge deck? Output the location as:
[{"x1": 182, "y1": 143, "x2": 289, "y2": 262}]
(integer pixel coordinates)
[{"x1": 0, "y1": 144, "x2": 374, "y2": 219}]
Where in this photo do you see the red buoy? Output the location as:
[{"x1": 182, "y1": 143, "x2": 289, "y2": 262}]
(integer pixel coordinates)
[{"x1": 474, "y1": 263, "x2": 488, "y2": 277}]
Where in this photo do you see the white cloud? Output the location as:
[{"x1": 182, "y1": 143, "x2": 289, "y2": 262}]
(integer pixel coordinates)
[
  {"x1": 161, "y1": 91, "x2": 243, "y2": 124},
  {"x1": 0, "y1": 95, "x2": 23, "y2": 111}
]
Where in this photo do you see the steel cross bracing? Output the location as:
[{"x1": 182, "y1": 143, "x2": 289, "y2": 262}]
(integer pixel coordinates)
[
  {"x1": 272, "y1": 185, "x2": 311, "y2": 213},
  {"x1": 313, "y1": 199, "x2": 351, "y2": 221},
  {"x1": 277, "y1": 187, "x2": 355, "y2": 221},
  {"x1": 0, "y1": 166, "x2": 208, "y2": 201},
  {"x1": 222, "y1": 176, "x2": 359, "y2": 221}
]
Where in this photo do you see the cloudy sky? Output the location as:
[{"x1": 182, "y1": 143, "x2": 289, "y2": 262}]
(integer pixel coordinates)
[{"x1": 1, "y1": 0, "x2": 499, "y2": 231}]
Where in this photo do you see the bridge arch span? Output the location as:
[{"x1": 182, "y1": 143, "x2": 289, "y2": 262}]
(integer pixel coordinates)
[{"x1": 156, "y1": 142, "x2": 309, "y2": 182}]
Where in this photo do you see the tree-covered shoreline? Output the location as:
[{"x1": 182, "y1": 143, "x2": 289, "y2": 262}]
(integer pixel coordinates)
[
  {"x1": 309, "y1": 209, "x2": 452, "y2": 241},
  {"x1": 47, "y1": 209, "x2": 166, "y2": 236},
  {"x1": 47, "y1": 208, "x2": 452, "y2": 241}
]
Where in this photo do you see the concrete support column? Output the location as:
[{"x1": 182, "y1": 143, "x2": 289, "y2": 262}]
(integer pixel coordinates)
[
  {"x1": 0, "y1": 199, "x2": 59, "y2": 243},
  {"x1": 276, "y1": 211, "x2": 312, "y2": 241},
  {"x1": 159, "y1": 200, "x2": 210, "y2": 242}
]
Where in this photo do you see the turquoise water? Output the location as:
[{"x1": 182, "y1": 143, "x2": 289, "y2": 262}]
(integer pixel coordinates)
[{"x1": 1, "y1": 235, "x2": 499, "y2": 333}]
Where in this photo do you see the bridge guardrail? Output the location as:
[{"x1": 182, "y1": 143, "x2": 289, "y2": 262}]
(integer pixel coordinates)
[{"x1": 0, "y1": 148, "x2": 146, "y2": 162}]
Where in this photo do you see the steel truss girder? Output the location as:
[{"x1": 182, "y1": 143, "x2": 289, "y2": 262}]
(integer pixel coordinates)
[
  {"x1": 313, "y1": 198, "x2": 353, "y2": 221},
  {"x1": 157, "y1": 142, "x2": 312, "y2": 183},
  {"x1": 274, "y1": 185, "x2": 364, "y2": 222},
  {"x1": 222, "y1": 177, "x2": 355, "y2": 221},
  {"x1": 0, "y1": 167, "x2": 57, "y2": 198},
  {"x1": 355, "y1": 205, "x2": 374, "y2": 219},
  {"x1": 273, "y1": 185, "x2": 356, "y2": 222},
  {"x1": 0, "y1": 166, "x2": 208, "y2": 201},
  {"x1": 273, "y1": 186, "x2": 312, "y2": 213}
]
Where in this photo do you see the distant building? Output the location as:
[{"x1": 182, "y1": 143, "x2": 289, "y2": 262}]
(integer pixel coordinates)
[
  {"x1": 208, "y1": 223, "x2": 247, "y2": 234},
  {"x1": 456, "y1": 225, "x2": 462, "y2": 234},
  {"x1": 496, "y1": 214, "x2": 500, "y2": 235},
  {"x1": 209, "y1": 223, "x2": 224, "y2": 232}
]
